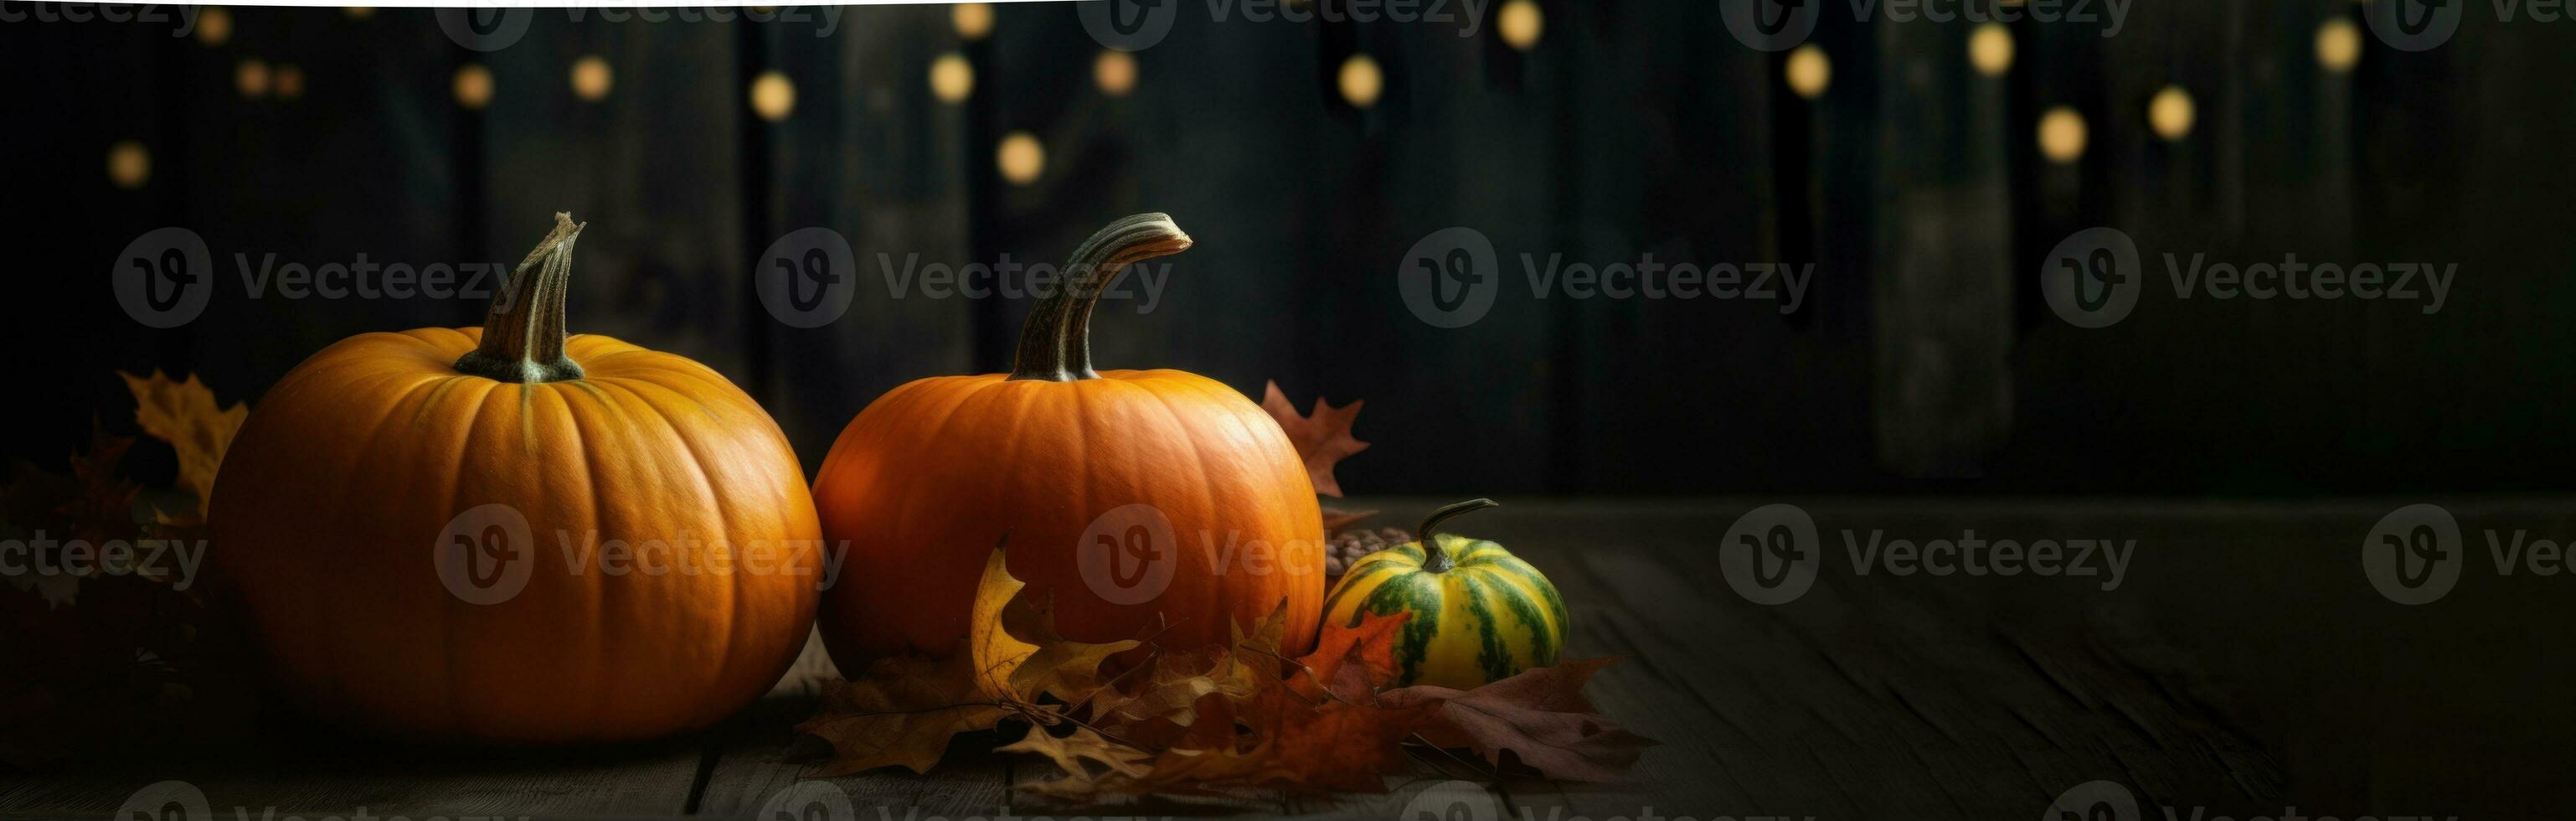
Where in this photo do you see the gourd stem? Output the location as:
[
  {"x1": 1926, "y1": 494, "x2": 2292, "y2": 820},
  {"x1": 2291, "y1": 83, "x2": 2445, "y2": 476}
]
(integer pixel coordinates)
[
  {"x1": 1007, "y1": 213, "x2": 1193, "y2": 382},
  {"x1": 456, "y1": 213, "x2": 586, "y2": 384},
  {"x1": 1417, "y1": 498, "x2": 1499, "y2": 574}
]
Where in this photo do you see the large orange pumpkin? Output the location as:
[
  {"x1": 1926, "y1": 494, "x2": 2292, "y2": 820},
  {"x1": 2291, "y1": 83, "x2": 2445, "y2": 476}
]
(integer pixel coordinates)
[
  {"x1": 209, "y1": 214, "x2": 822, "y2": 743},
  {"x1": 811, "y1": 213, "x2": 1323, "y2": 674}
]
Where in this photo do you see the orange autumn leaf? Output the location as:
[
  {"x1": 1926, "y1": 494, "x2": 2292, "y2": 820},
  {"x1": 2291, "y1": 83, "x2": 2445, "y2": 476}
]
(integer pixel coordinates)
[
  {"x1": 119, "y1": 370, "x2": 246, "y2": 520},
  {"x1": 1258, "y1": 380, "x2": 1368, "y2": 498},
  {"x1": 1291, "y1": 611, "x2": 1410, "y2": 703}
]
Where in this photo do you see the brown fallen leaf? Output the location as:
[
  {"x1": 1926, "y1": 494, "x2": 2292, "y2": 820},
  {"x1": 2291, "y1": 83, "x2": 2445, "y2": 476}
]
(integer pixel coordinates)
[
  {"x1": 119, "y1": 370, "x2": 246, "y2": 521},
  {"x1": 795, "y1": 651, "x2": 1007, "y2": 776},
  {"x1": 1259, "y1": 381, "x2": 1369, "y2": 498},
  {"x1": 1379, "y1": 658, "x2": 1657, "y2": 782},
  {"x1": 1320, "y1": 506, "x2": 1380, "y2": 534},
  {"x1": 998, "y1": 724, "x2": 1151, "y2": 780}
]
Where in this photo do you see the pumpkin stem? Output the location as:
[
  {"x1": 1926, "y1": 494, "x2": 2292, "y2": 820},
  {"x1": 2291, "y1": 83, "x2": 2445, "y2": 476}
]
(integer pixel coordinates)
[
  {"x1": 456, "y1": 212, "x2": 586, "y2": 384},
  {"x1": 1416, "y1": 498, "x2": 1499, "y2": 573},
  {"x1": 1007, "y1": 213, "x2": 1193, "y2": 382}
]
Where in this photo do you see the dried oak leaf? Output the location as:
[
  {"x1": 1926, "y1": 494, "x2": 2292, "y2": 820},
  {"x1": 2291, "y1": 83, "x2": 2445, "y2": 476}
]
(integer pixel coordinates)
[
  {"x1": 120, "y1": 370, "x2": 246, "y2": 521},
  {"x1": 795, "y1": 650, "x2": 1006, "y2": 776},
  {"x1": 998, "y1": 723, "x2": 1151, "y2": 781},
  {"x1": 1379, "y1": 658, "x2": 1657, "y2": 782},
  {"x1": 801, "y1": 540, "x2": 1135, "y2": 775},
  {"x1": 1258, "y1": 381, "x2": 1369, "y2": 498}
]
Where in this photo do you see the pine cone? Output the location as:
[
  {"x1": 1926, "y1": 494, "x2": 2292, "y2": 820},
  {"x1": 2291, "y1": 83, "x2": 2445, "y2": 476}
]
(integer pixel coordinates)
[{"x1": 1324, "y1": 527, "x2": 1412, "y2": 577}]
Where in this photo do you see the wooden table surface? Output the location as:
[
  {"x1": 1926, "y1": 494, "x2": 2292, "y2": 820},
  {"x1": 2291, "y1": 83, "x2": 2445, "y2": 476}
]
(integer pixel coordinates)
[{"x1": 6, "y1": 498, "x2": 2568, "y2": 819}]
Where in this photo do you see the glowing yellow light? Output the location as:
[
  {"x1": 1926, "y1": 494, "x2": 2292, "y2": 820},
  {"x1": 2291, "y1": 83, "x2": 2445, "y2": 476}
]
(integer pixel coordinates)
[
  {"x1": 454, "y1": 64, "x2": 493, "y2": 111},
  {"x1": 1094, "y1": 49, "x2": 1136, "y2": 97},
  {"x1": 750, "y1": 71, "x2": 796, "y2": 121},
  {"x1": 2148, "y1": 85, "x2": 2194, "y2": 142},
  {"x1": 1785, "y1": 44, "x2": 1830, "y2": 100},
  {"x1": 235, "y1": 58, "x2": 270, "y2": 98},
  {"x1": 274, "y1": 64, "x2": 305, "y2": 100},
  {"x1": 930, "y1": 52, "x2": 974, "y2": 103},
  {"x1": 997, "y1": 132, "x2": 1044, "y2": 185},
  {"x1": 953, "y1": 3, "x2": 993, "y2": 40},
  {"x1": 1498, "y1": 0, "x2": 1543, "y2": 51},
  {"x1": 106, "y1": 141, "x2": 150, "y2": 190},
  {"x1": 343, "y1": 6, "x2": 373, "y2": 18},
  {"x1": 2038, "y1": 106, "x2": 2087, "y2": 164},
  {"x1": 1337, "y1": 54, "x2": 1383, "y2": 108},
  {"x1": 2316, "y1": 18, "x2": 2362, "y2": 73},
  {"x1": 1969, "y1": 23, "x2": 2014, "y2": 77},
  {"x1": 570, "y1": 55, "x2": 612, "y2": 101},
  {"x1": 197, "y1": 7, "x2": 231, "y2": 46}
]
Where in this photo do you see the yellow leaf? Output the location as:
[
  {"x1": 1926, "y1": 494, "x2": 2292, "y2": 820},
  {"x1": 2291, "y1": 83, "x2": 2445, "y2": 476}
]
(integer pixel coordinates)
[
  {"x1": 967, "y1": 541, "x2": 1036, "y2": 704},
  {"x1": 119, "y1": 370, "x2": 245, "y2": 519},
  {"x1": 1003, "y1": 590, "x2": 1141, "y2": 704}
]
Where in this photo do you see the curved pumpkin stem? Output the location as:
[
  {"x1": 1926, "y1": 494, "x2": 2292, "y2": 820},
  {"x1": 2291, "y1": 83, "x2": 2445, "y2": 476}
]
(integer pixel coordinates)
[
  {"x1": 456, "y1": 212, "x2": 586, "y2": 384},
  {"x1": 1416, "y1": 498, "x2": 1499, "y2": 573},
  {"x1": 1007, "y1": 213, "x2": 1193, "y2": 382}
]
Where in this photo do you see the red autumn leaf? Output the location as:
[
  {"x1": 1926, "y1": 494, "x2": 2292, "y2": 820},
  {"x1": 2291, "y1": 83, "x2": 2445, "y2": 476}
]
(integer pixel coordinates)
[
  {"x1": 1320, "y1": 506, "x2": 1380, "y2": 534},
  {"x1": 1259, "y1": 381, "x2": 1369, "y2": 498},
  {"x1": 1291, "y1": 611, "x2": 1409, "y2": 703},
  {"x1": 1379, "y1": 658, "x2": 1658, "y2": 782}
]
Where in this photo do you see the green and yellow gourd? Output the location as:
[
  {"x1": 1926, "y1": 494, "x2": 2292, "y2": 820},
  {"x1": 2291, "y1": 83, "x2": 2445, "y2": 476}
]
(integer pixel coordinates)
[{"x1": 1321, "y1": 499, "x2": 1569, "y2": 689}]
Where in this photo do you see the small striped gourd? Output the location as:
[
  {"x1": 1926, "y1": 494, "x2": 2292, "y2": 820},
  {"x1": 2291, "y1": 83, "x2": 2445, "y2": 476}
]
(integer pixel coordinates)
[{"x1": 1320, "y1": 499, "x2": 1569, "y2": 689}]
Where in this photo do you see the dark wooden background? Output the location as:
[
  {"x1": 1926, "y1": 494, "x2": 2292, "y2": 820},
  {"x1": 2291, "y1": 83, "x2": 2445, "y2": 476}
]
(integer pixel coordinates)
[{"x1": 8, "y1": 1, "x2": 2572, "y2": 496}]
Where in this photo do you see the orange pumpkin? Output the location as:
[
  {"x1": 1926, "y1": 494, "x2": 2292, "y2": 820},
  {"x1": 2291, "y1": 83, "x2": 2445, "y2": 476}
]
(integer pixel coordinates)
[
  {"x1": 811, "y1": 213, "x2": 1323, "y2": 674},
  {"x1": 209, "y1": 214, "x2": 822, "y2": 743}
]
